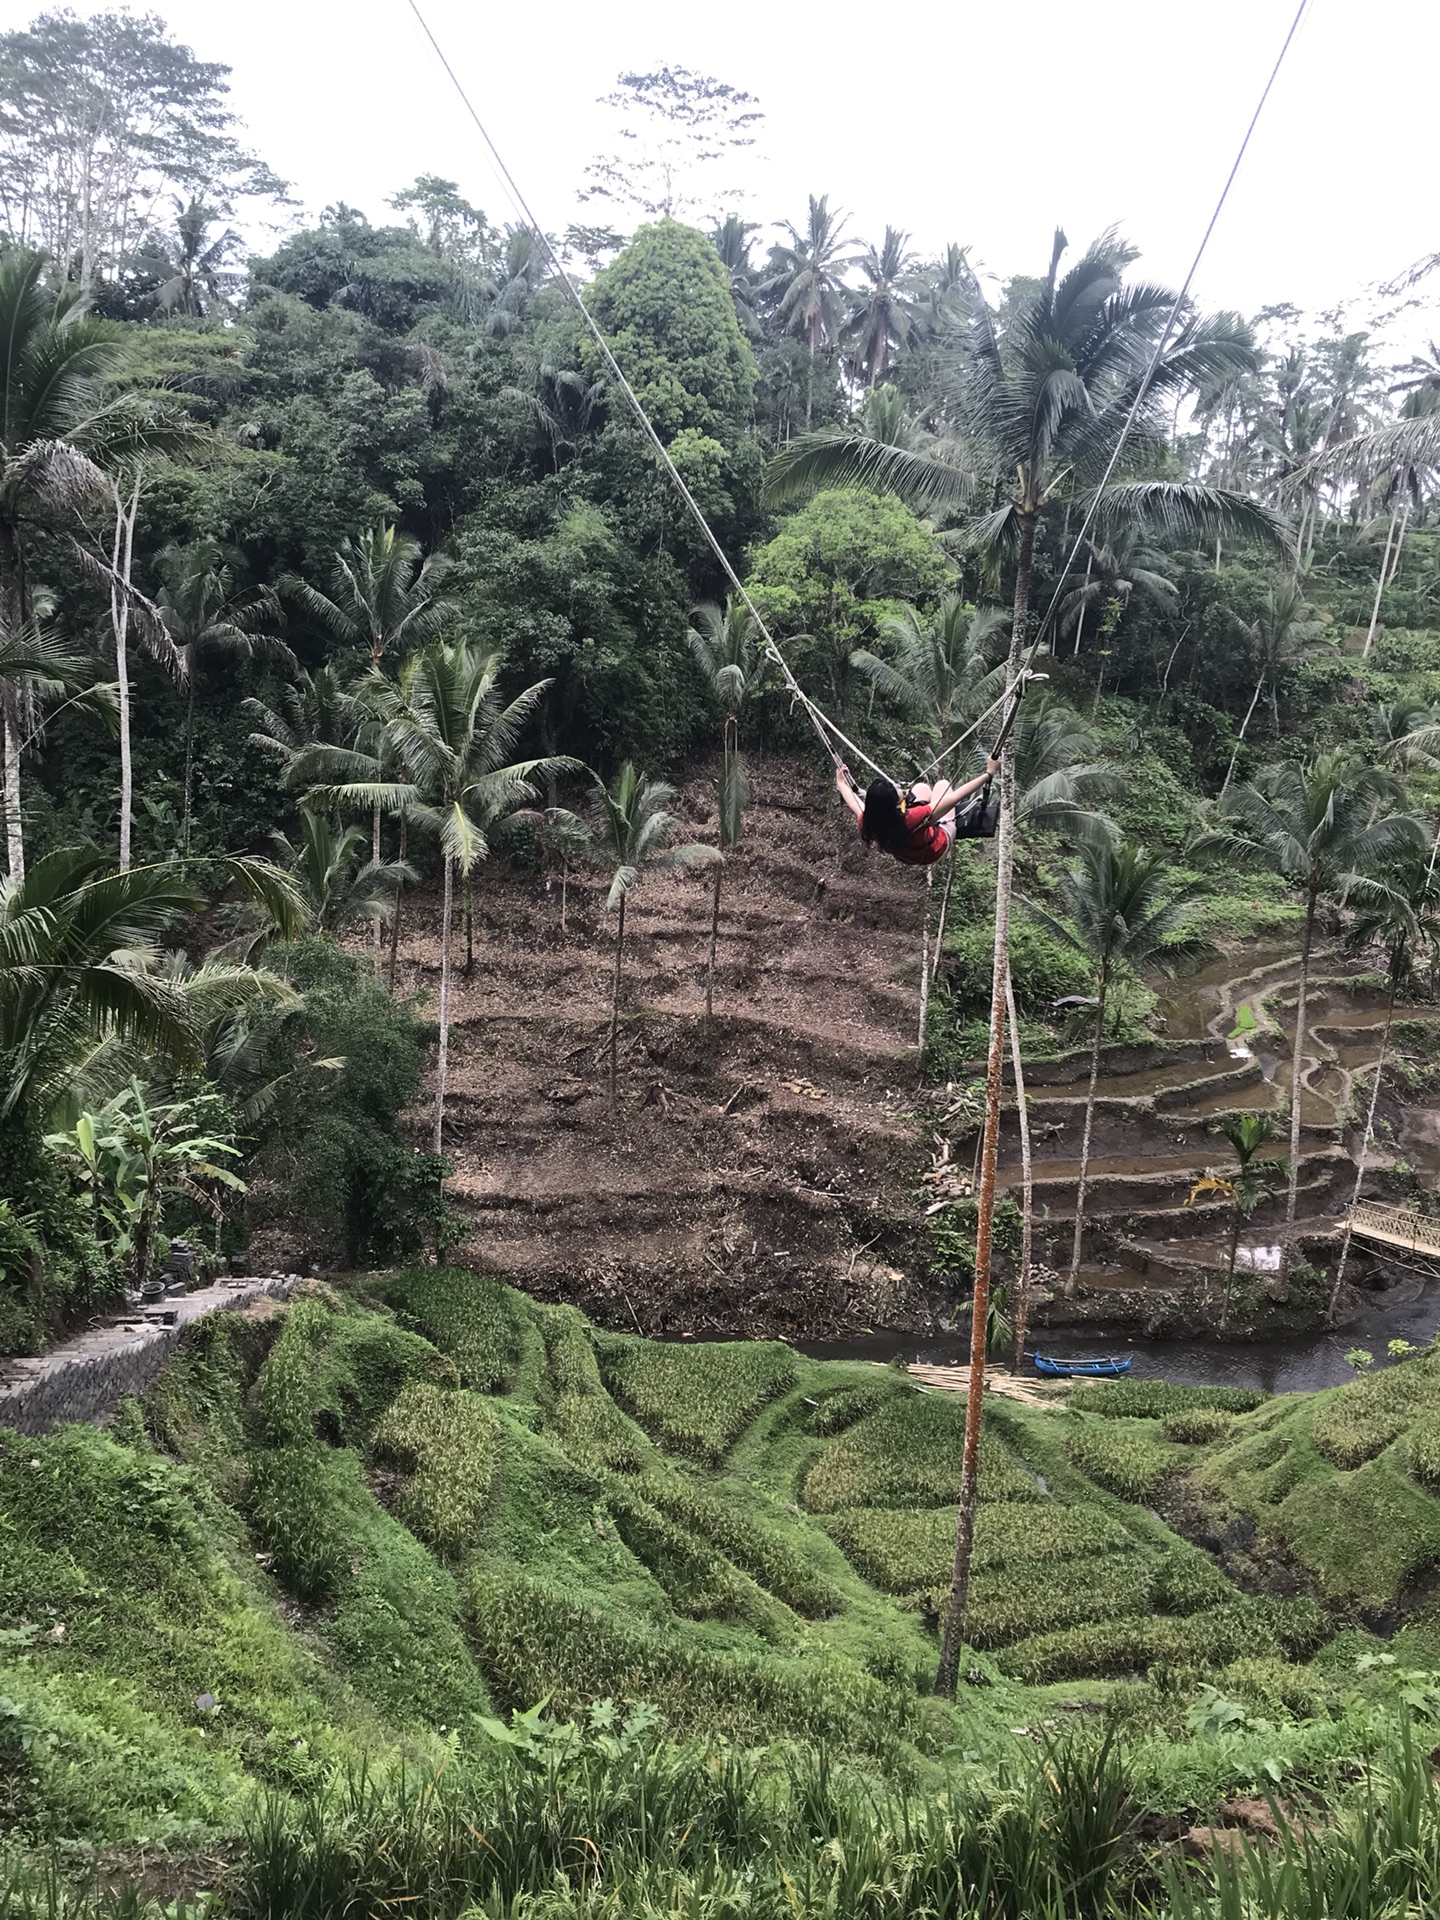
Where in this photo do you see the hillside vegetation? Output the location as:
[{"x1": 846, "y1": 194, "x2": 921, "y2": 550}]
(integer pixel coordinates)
[{"x1": 10, "y1": 1282, "x2": 1440, "y2": 1913}]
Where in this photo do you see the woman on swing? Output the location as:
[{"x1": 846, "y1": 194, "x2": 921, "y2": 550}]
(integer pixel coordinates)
[{"x1": 834, "y1": 757, "x2": 1000, "y2": 866}]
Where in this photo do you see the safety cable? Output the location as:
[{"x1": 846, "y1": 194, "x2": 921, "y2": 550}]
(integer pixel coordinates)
[{"x1": 1030, "y1": 0, "x2": 1312, "y2": 654}]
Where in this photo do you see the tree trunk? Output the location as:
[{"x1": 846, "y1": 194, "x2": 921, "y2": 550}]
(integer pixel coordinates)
[
  {"x1": 1006, "y1": 965, "x2": 1034, "y2": 1374},
  {"x1": 1221, "y1": 1206, "x2": 1242, "y2": 1329},
  {"x1": 372, "y1": 801, "x2": 383, "y2": 975},
  {"x1": 432, "y1": 852, "x2": 454, "y2": 1156},
  {"x1": 182, "y1": 683, "x2": 196, "y2": 861},
  {"x1": 111, "y1": 477, "x2": 139, "y2": 873},
  {"x1": 2, "y1": 703, "x2": 22, "y2": 883},
  {"x1": 1362, "y1": 505, "x2": 1401, "y2": 659},
  {"x1": 1064, "y1": 971, "x2": 1109, "y2": 1299},
  {"x1": 609, "y1": 894, "x2": 627, "y2": 1107},
  {"x1": 934, "y1": 510, "x2": 1033, "y2": 1699},
  {"x1": 706, "y1": 859, "x2": 722, "y2": 1021},
  {"x1": 1326, "y1": 985, "x2": 1396, "y2": 1324},
  {"x1": 560, "y1": 857, "x2": 570, "y2": 938},
  {"x1": 464, "y1": 878, "x2": 474, "y2": 977},
  {"x1": 388, "y1": 816, "x2": 407, "y2": 993},
  {"x1": 1282, "y1": 891, "x2": 1318, "y2": 1278},
  {"x1": 1221, "y1": 671, "x2": 1266, "y2": 796}
]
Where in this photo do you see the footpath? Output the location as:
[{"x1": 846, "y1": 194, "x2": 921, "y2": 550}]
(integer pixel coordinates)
[{"x1": 0, "y1": 1274, "x2": 299, "y2": 1436}]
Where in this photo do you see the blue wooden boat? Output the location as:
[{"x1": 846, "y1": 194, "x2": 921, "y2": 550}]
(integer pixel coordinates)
[{"x1": 1033, "y1": 1352, "x2": 1134, "y2": 1379}]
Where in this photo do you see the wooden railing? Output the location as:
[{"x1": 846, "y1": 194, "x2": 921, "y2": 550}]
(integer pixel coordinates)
[{"x1": 1348, "y1": 1200, "x2": 1440, "y2": 1258}]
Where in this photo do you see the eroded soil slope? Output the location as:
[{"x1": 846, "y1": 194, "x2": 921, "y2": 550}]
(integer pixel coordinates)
[{"x1": 392, "y1": 758, "x2": 943, "y2": 1338}]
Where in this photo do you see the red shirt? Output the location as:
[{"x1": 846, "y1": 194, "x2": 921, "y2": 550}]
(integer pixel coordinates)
[{"x1": 860, "y1": 800, "x2": 951, "y2": 866}]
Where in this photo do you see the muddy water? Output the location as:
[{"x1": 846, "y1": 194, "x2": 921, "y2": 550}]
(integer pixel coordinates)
[{"x1": 802, "y1": 1286, "x2": 1440, "y2": 1394}]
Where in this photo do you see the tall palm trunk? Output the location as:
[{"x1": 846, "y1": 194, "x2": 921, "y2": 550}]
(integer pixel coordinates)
[
  {"x1": 1221, "y1": 671, "x2": 1266, "y2": 797},
  {"x1": 1221, "y1": 1205, "x2": 1243, "y2": 1329},
  {"x1": 609, "y1": 894, "x2": 627, "y2": 1107},
  {"x1": 1283, "y1": 891, "x2": 1318, "y2": 1278},
  {"x1": 1006, "y1": 966, "x2": 1034, "y2": 1374},
  {"x1": 433, "y1": 852, "x2": 454, "y2": 1155},
  {"x1": 181, "y1": 683, "x2": 196, "y2": 861},
  {"x1": 464, "y1": 878, "x2": 474, "y2": 976},
  {"x1": 371, "y1": 800, "x2": 383, "y2": 975},
  {"x1": 2, "y1": 702, "x2": 22, "y2": 882},
  {"x1": 1065, "y1": 968, "x2": 1110, "y2": 1298},
  {"x1": 706, "y1": 861, "x2": 722, "y2": 1021},
  {"x1": 388, "y1": 815, "x2": 407, "y2": 991},
  {"x1": 110, "y1": 476, "x2": 139, "y2": 872},
  {"x1": 1326, "y1": 984, "x2": 1397, "y2": 1324},
  {"x1": 935, "y1": 509, "x2": 1033, "y2": 1698}
]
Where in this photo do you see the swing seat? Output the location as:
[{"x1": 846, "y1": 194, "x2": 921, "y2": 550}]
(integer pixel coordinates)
[{"x1": 952, "y1": 782, "x2": 999, "y2": 840}]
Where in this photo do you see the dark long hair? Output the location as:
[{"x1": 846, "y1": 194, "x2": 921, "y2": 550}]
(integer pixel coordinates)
[{"x1": 860, "y1": 777, "x2": 909, "y2": 853}]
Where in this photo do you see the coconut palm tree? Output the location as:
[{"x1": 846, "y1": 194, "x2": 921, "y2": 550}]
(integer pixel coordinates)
[
  {"x1": 128, "y1": 199, "x2": 241, "y2": 316},
  {"x1": 1188, "y1": 1114, "x2": 1285, "y2": 1328},
  {"x1": 311, "y1": 640, "x2": 571, "y2": 1154},
  {"x1": 1219, "y1": 584, "x2": 1328, "y2": 795},
  {"x1": 0, "y1": 847, "x2": 204, "y2": 1125},
  {"x1": 1057, "y1": 525, "x2": 1177, "y2": 659},
  {"x1": 0, "y1": 621, "x2": 106, "y2": 874},
  {"x1": 761, "y1": 196, "x2": 860, "y2": 426},
  {"x1": 284, "y1": 525, "x2": 454, "y2": 960},
  {"x1": 589, "y1": 764, "x2": 718, "y2": 1104},
  {"x1": 846, "y1": 226, "x2": 918, "y2": 386},
  {"x1": 1325, "y1": 856, "x2": 1440, "y2": 1323},
  {"x1": 1026, "y1": 839, "x2": 1212, "y2": 1298},
  {"x1": 155, "y1": 542, "x2": 283, "y2": 858},
  {"x1": 688, "y1": 597, "x2": 761, "y2": 1023},
  {"x1": 1205, "y1": 754, "x2": 1425, "y2": 1274},
  {"x1": 270, "y1": 806, "x2": 412, "y2": 936}
]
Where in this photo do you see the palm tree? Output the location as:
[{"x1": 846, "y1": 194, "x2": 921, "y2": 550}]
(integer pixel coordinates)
[
  {"x1": 0, "y1": 847, "x2": 204, "y2": 1126},
  {"x1": 761, "y1": 196, "x2": 859, "y2": 426},
  {"x1": 0, "y1": 621, "x2": 104, "y2": 874},
  {"x1": 688, "y1": 597, "x2": 762, "y2": 1023},
  {"x1": 846, "y1": 227, "x2": 918, "y2": 386},
  {"x1": 1219, "y1": 584, "x2": 1328, "y2": 795},
  {"x1": 1206, "y1": 754, "x2": 1425, "y2": 1273},
  {"x1": 313, "y1": 640, "x2": 571, "y2": 1154},
  {"x1": 1325, "y1": 857, "x2": 1440, "y2": 1323},
  {"x1": 155, "y1": 542, "x2": 282, "y2": 858},
  {"x1": 270, "y1": 806, "x2": 412, "y2": 936},
  {"x1": 1026, "y1": 839, "x2": 1212, "y2": 1298},
  {"x1": 1057, "y1": 526, "x2": 1177, "y2": 660},
  {"x1": 589, "y1": 764, "x2": 718, "y2": 1104},
  {"x1": 0, "y1": 248, "x2": 153, "y2": 879},
  {"x1": 128, "y1": 199, "x2": 241, "y2": 316},
  {"x1": 284, "y1": 525, "x2": 454, "y2": 960},
  {"x1": 710, "y1": 214, "x2": 761, "y2": 337},
  {"x1": 1189, "y1": 1114, "x2": 1285, "y2": 1327}
]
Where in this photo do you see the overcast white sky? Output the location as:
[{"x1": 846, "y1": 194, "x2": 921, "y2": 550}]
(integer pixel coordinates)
[{"x1": 18, "y1": 0, "x2": 1440, "y2": 355}]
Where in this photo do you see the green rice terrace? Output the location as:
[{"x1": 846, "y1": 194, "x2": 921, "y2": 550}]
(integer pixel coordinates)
[{"x1": 12, "y1": 1272, "x2": 1440, "y2": 1917}]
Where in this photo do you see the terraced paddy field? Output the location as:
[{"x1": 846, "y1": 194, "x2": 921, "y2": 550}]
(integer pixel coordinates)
[{"x1": 13, "y1": 1269, "x2": 1440, "y2": 1909}]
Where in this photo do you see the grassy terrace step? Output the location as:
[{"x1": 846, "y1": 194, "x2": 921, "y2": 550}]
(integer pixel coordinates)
[{"x1": 14, "y1": 1268, "x2": 1440, "y2": 1871}]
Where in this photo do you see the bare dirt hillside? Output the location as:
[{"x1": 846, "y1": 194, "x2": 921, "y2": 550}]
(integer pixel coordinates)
[{"x1": 392, "y1": 756, "x2": 947, "y2": 1339}]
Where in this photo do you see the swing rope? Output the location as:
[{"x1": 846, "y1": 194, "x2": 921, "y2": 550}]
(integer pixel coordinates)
[{"x1": 403, "y1": 0, "x2": 1008, "y2": 794}]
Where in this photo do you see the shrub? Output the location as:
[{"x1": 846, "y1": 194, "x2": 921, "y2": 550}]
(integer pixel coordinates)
[
  {"x1": 538, "y1": 1305, "x2": 650, "y2": 1471},
  {"x1": 1161, "y1": 1409, "x2": 1235, "y2": 1445},
  {"x1": 1311, "y1": 1361, "x2": 1440, "y2": 1469},
  {"x1": 603, "y1": 1340, "x2": 797, "y2": 1463},
  {"x1": 1411, "y1": 1417, "x2": 1440, "y2": 1487},
  {"x1": 827, "y1": 1501, "x2": 1137, "y2": 1594},
  {"x1": 1069, "y1": 1381, "x2": 1264, "y2": 1418},
  {"x1": 387, "y1": 1267, "x2": 519, "y2": 1392},
  {"x1": 248, "y1": 940, "x2": 461, "y2": 1263},
  {"x1": 1064, "y1": 1426, "x2": 1175, "y2": 1501},
  {"x1": 803, "y1": 1395, "x2": 1041, "y2": 1513},
  {"x1": 465, "y1": 1568, "x2": 918, "y2": 1763},
  {"x1": 602, "y1": 1482, "x2": 765, "y2": 1624},
  {"x1": 999, "y1": 1599, "x2": 1314, "y2": 1684},
  {"x1": 1151, "y1": 1545, "x2": 1235, "y2": 1615},
  {"x1": 255, "y1": 1292, "x2": 443, "y2": 1449},
  {"x1": 803, "y1": 1379, "x2": 906, "y2": 1436},
  {"x1": 372, "y1": 1383, "x2": 502, "y2": 1558},
  {"x1": 644, "y1": 1474, "x2": 841, "y2": 1616}
]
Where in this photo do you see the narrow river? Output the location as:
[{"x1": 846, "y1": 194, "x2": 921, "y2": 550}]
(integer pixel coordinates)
[{"x1": 800, "y1": 1283, "x2": 1440, "y2": 1393}]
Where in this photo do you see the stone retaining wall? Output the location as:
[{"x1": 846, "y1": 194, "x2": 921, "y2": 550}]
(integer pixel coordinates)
[{"x1": 0, "y1": 1275, "x2": 298, "y2": 1436}]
